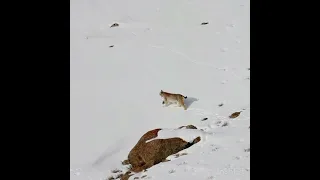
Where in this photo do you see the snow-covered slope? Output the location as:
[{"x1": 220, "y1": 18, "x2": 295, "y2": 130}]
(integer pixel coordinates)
[{"x1": 70, "y1": 0, "x2": 250, "y2": 179}]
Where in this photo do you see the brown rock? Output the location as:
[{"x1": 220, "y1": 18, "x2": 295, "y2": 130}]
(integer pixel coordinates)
[
  {"x1": 229, "y1": 111, "x2": 242, "y2": 119},
  {"x1": 125, "y1": 128, "x2": 201, "y2": 174}
]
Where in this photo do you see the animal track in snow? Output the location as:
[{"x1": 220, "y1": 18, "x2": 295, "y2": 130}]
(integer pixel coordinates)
[
  {"x1": 212, "y1": 147, "x2": 219, "y2": 152},
  {"x1": 168, "y1": 169, "x2": 176, "y2": 174},
  {"x1": 234, "y1": 156, "x2": 241, "y2": 160},
  {"x1": 221, "y1": 80, "x2": 228, "y2": 84},
  {"x1": 70, "y1": 168, "x2": 82, "y2": 176},
  {"x1": 226, "y1": 23, "x2": 235, "y2": 28},
  {"x1": 187, "y1": 108, "x2": 217, "y2": 118},
  {"x1": 220, "y1": 48, "x2": 228, "y2": 52},
  {"x1": 177, "y1": 161, "x2": 188, "y2": 166}
]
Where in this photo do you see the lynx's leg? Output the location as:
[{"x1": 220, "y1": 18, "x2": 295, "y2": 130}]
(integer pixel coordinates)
[
  {"x1": 163, "y1": 97, "x2": 170, "y2": 106},
  {"x1": 183, "y1": 104, "x2": 187, "y2": 110},
  {"x1": 179, "y1": 98, "x2": 187, "y2": 110}
]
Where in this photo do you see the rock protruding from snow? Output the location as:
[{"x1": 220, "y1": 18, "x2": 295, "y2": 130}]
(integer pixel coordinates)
[
  {"x1": 110, "y1": 23, "x2": 119, "y2": 28},
  {"x1": 122, "y1": 127, "x2": 201, "y2": 178},
  {"x1": 177, "y1": 125, "x2": 198, "y2": 129}
]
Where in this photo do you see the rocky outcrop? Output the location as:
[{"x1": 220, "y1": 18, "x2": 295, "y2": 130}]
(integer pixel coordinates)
[{"x1": 121, "y1": 126, "x2": 201, "y2": 179}]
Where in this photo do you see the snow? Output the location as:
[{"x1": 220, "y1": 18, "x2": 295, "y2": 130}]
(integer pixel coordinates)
[{"x1": 70, "y1": 0, "x2": 250, "y2": 179}]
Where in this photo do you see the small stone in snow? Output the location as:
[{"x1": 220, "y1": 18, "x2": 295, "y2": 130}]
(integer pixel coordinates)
[{"x1": 201, "y1": 117, "x2": 208, "y2": 121}]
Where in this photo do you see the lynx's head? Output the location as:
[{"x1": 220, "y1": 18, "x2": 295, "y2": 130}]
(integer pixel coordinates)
[{"x1": 159, "y1": 90, "x2": 164, "y2": 97}]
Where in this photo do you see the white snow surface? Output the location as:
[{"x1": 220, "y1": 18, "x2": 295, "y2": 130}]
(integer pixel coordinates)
[{"x1": 70, "y1": 0, "x2": 250, "y2": 179}]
